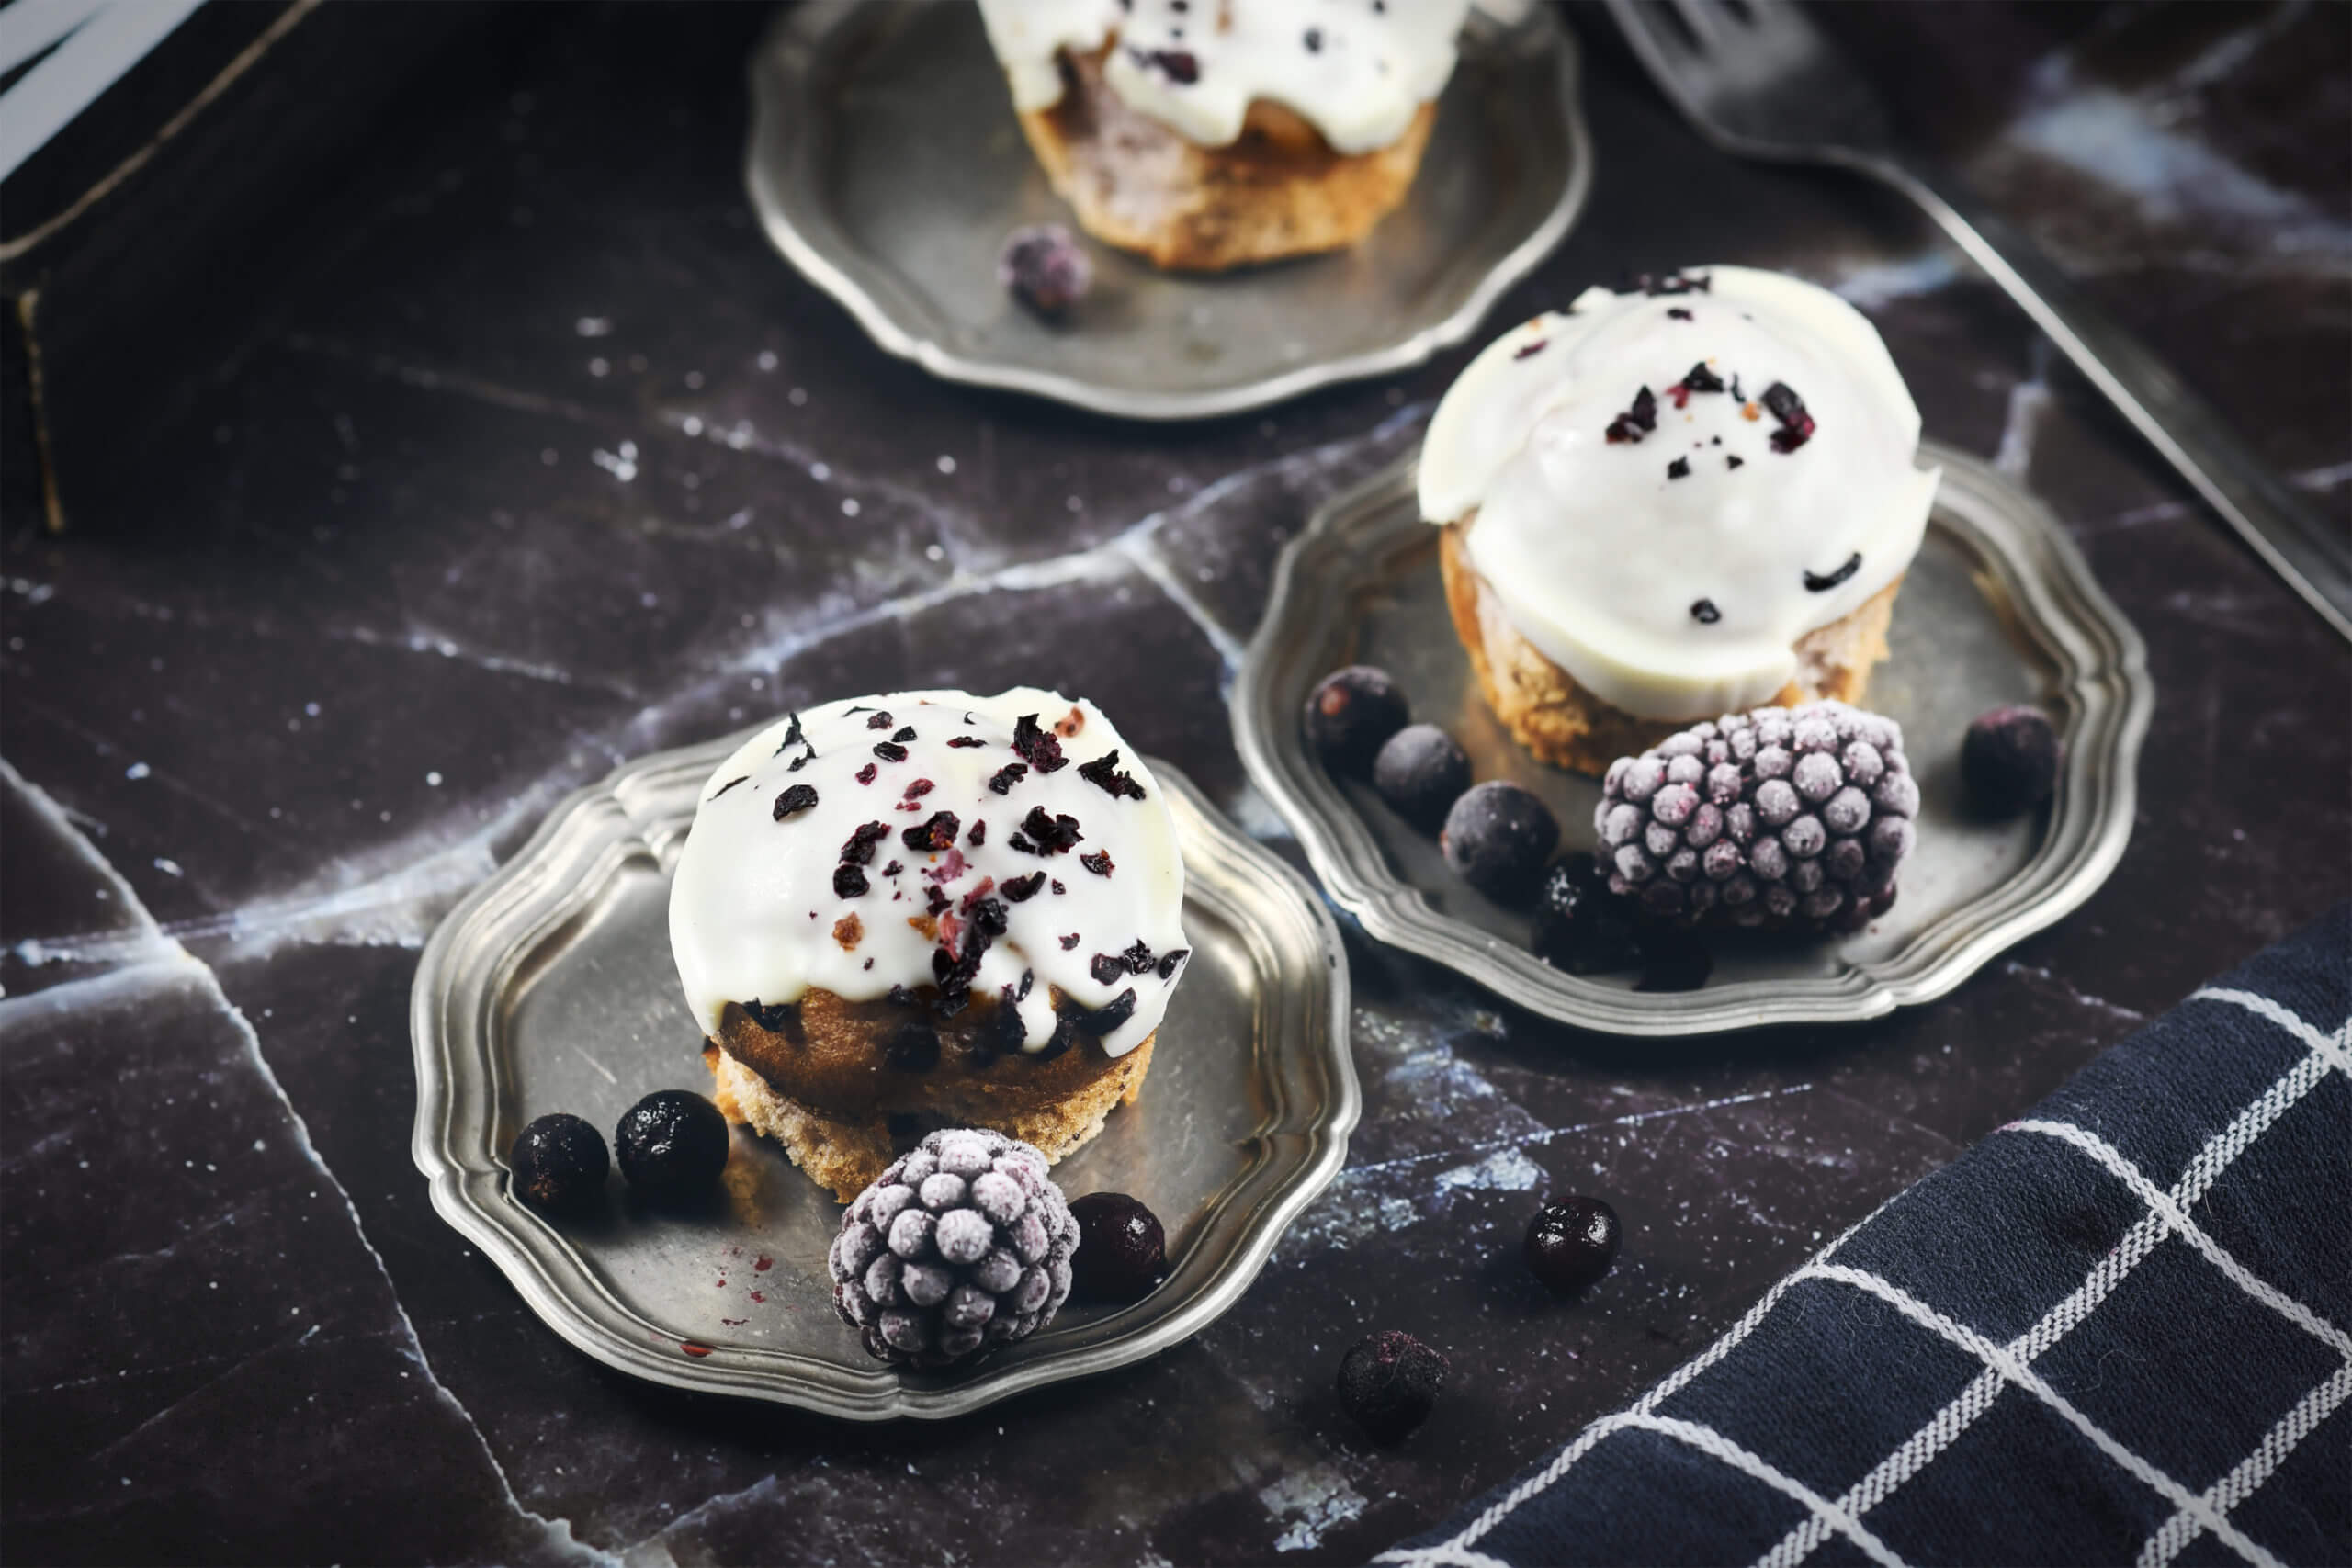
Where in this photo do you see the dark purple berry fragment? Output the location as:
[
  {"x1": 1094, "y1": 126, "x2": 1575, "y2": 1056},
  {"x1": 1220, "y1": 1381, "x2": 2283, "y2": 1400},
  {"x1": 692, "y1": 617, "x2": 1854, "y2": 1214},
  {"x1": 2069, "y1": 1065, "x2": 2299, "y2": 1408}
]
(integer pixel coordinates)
[
  {"x1": 989, "y1": 762, "x2": 1028, "y2": 795},
  {"x1": 842, "y1": 820, "x2": 889, "y2": 864},
  {"x1": 1002, "y1": 871, "x2": 1047, "y2": 902},
  {"x1": 1962, "y1": 705, "x2": 2061, "y2": 816},
  {"x1": 1018, "y1": 806, "x2": 1083, "y2": 853},
  {"x1": 743, "y1": 998, "x2": 800, "y2": 1034},
  {"x1": 1069, "y1": 1192, "x2": 1166, "y2": 1302},
  {"x1": 1525, "y1": 1195, "x2": 1622, "y2": 1294},
  {"x1": 834, "y1": 864, "x2": 870, "y2": 897},
  {"x1": 1303, "y1": 26, "x2": 1322, "y2": 51},
  {"x1": 615, "y1": 1090, "x2": 729, "y2": 1204},
  {"x1": 1077, "y1": 749, "x2": 1147, "y2": 800},
  {"x1": 1090, "y1": 954, "x2": 1124, "y2": 985},
  {"x1": 774, "y1": 784, "x2": 820, "y2": 820},
  {"x1": 967, "y1": 820, "x2": 986, "y2": 846},
  {"x1": 1726, "y1": 455, "x2": 1745, "y2": 470},
  {"x1": 1761, "y1": 381, "x2": 1815, "y2": 452},
  {"x1": 1667, "y1": 457, "x2": 1690, "y2": 480},
  {"x1": 1803, "y1": 552, "x2": 1862, "y2": 592},
  {"x1": 1060, "y1": 933, "x2": 1080, "y2": 950},
  {"x1": 1441, "y1": 782, "x2": 1560, "y2": 903},
  {"x1": 902, "y1": 811, "x2": 960, "y2": 852},
  {"x1": 947, "y1": 735, "x2": 988, "y2": 749},
  {"x1": 1071, "y1": 987, "x2": 1136, "y2": 1035},
  {"x1": 777, "y1": 713, "x2": 807, "y2": 751},
  {"x1": 1080, "y1": 850, "x2": 1114, "y2": 877},
  {"x1": 1131, "y1": 46, "x2": 1198, "y2": 83},
  {"x1": 1372, "y1": 724, "x2": 1472, "y2": 831},
  {"x1": 856, "y1": 762, "x2": 878, "y2": 784},
  {"x1": 998, "y1": 224, "x2": 1093, "y2": 316},
  {"x1": 512, "y1": 1112, "x2": 609, "y2": 1214},
  {"x1": 874, "y1": 742, "x2": 908, "y2": 762},
  {"x1": 1337, "y1": 1331, "x2": 1448, "y2": 1443},
  {"x1": 1605, "y1": 386, "x2": 1659, "y2": 444},
  {"x1": 1514, "y1": 339, "x2": 1547, "y2": 359},
  {"x1": 1668, "y1": 307, "x2": 1693, "y2": 321},
  {"x1": 1691, "y1": 599, "x2": 1721, "y2": 624},
  {"x1": 1530, "y1": 853, "x2": 1644, "y2": 975},
  {"x1": 1681, "y1": 361, "x2": 1724, "y2": 393},
  {"x1": 1012, "y1": 714, "x2": 1069, "y2": 773},
  {"x1": 711, "y1": 775, "x2": 749, "y2": 801},
  {"x1": 1120, "y1": 940, "x2": 1155, "y2": 974},
  {"x1": 1155, "y1": 950, "x2": 1188, "y2": 979},
  {"x1": 1303, "y1": 666, "x2": 1409, "y2": 774}
]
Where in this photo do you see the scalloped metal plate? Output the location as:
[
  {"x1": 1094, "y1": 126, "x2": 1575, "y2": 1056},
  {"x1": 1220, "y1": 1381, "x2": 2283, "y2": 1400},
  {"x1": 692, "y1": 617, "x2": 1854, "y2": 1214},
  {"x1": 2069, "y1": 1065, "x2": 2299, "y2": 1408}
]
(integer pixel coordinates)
[
  {"x1": 742, "y1": 1, "x2": 1592, "y2": 421},
  {"x1": 411, "y1": 746, "x2": 1355, "y2": 1419},
  {"x1": 1232, "y1": 443, "x2": 2153, "y2": 1034}
]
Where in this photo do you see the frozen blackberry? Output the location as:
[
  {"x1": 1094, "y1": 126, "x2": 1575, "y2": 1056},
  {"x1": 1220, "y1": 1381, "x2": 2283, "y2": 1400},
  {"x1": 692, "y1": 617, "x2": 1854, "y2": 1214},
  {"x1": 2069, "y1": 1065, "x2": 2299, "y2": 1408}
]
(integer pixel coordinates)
[
  {"x1": 1595, "y1": 701, "x2": 1916, "y2": 931},
  {"x1": 1962, "y1": 705, "x2": 2061, "y2": 816},
  {"x1": 1069, "y1": 1191, "x2": 1165, "y2": 1302},
  {"x1": 614, "y1": 1090, "x2": 729, "y2": 1203},
  {"x1": 827, "y1": 1128, "x2": 1079, "y2": 1370},
  {"x1": 998, "y1": 224, "x2": 1091, "y2": 316},
  {"x1": 511, "y1": 1112, "x2": 608, "y2": 1214},
  {"x1": 1525, "y1": 1195, "x2": 1622, "y2": 1294},
  {"x1": 1442, "y1": 781, "x2": 1559, "y2": 903},
  {"x1": 1531, "y1": 852, "x2": 1644, "y2": 974},
  {"x1": 1337, "y1": 1330, "x2": 1448, "y2": 1443},
  {"x1": 1304, "y1": 666, "x2": 1409, "y2": 775},
  {"x1": 1372, "y1": 724, "x2": 1472, "y2": 830}
]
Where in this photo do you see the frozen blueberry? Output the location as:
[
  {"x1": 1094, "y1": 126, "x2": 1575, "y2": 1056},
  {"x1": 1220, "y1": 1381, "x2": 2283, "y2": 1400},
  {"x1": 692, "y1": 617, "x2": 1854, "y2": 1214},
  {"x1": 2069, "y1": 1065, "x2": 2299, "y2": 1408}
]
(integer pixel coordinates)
[
  {"x1": 1303, "y1": 666, "x2": 1409, "y2": 775},
  {"x1": 1524, "y1": 1195, "x2": 1622, "y2": 1294},
  {"x1": 1372, "y1": 724, "x2": 1472, "y2": 830},
  {"x1": 1069, "y1": 1191, "x2": 1166, "y2": 1302},
  {"x1": 1336, "y1": 1330, "x2": 1448, "y2": 1443},
  {"x1": 1530, "y1": 852, "x2": 1644, "y2": 974},
  {"x1": 1441, "y1": 782, "x2": 1559, "y2": 903},
  {"x1": 511, "y1": 1112, "x2": 608, "y2": 1214},
  {"x1": 1962, "y1": 705, "x2": 2061, "y2": 816},
  {"x1": 615, "y1": 1089, "x2": 729, "y2": 1203},
  {"x1": 998, "y1": 224, "x2": 1091, "y2": 316}
]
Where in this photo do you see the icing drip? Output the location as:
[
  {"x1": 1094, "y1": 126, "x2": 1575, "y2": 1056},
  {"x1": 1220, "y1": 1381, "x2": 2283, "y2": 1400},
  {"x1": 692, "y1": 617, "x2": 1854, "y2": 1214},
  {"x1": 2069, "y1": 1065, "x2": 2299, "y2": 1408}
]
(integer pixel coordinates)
[
  {"x1": 976, "y1": 0, "x2": 1472, "y2": 156},
  {"x1": 670, "y1": 689, "x2": 1187, "y2": 1060},
  {"x1": 1418, "y1": 265, "x2": 1940, "y2": 719}
]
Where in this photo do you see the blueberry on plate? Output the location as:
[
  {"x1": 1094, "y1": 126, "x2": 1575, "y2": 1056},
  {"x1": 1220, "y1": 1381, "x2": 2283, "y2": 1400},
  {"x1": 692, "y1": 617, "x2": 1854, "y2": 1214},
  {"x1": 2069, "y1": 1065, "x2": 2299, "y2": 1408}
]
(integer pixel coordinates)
[
  {"x1": 1525, "y1": 1195, "x2": 1622, "y2": 1295},
  {"x1": 1337, "y1": 1329, "x2": 1448, "y2": 1443},
  {"x1": 1069, "y1": 1191, "x2": 1166, "y2": 1302},
  {"x1": 998, "y1": 224, "x2": 1092, "y2": 316},
  {"x1": 1441, "y1": 781, "x2": 1559, "y2": 902},
  {"x1": 511, "y1": 1112, "x2": 608, "y2": 1214},
  {"x1": 1531, "y1": 852, "x2": 1644, "y2": 974},
  {"x1": 1303, "y1": 666, "x2": 1409, "y2": 775},
  {"x1": 1962, "y1": 705, "x2": 2061, "y2": 816},
  {"x1": 1373, "y1": 724, "x2": 1472, "y2": 830},
  {"x1": 615, "y1": 1089, "x2": 730, "y2": 1202}
]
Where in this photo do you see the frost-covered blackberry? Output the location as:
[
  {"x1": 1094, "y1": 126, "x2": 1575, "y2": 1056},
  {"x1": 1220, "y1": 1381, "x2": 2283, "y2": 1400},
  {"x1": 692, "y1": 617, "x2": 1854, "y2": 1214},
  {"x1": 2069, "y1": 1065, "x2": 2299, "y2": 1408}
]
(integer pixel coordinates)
[
  {"x1": 1594, "y1": 701, "x2": 1917, "y2": 931},
  {"x1": 827, "y1": 1128, "x2": 1079, "y2": 1370}
]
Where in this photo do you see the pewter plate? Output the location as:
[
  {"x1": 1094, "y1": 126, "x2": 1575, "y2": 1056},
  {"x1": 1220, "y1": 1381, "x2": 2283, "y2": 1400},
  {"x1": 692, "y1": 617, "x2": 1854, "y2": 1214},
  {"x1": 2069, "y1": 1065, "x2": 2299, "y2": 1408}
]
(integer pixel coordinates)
[
  {"x1": 743, "y1": 1, "x2": 1592, "y2": 420},
  {"x1": 1232, "y1": 443, "x2": 2154, "y2": 1034},
  {"x1": 410, "y1": 749, "x2": 1355, "y2": 1419}
]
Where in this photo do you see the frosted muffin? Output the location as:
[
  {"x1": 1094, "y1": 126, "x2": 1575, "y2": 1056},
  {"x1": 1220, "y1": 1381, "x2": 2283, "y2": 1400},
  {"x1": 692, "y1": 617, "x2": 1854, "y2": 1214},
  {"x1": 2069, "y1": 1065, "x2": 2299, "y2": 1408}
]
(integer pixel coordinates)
[
  {"x1": 1419, "y1": 266, "x2": 1940, "y2": 775},
  {"x1": 976, "y1": 0, "x2": 1472, "y2": 271},
  {"x1": 670, "y1": 690, "x2": 1188, "y2": 1201}
]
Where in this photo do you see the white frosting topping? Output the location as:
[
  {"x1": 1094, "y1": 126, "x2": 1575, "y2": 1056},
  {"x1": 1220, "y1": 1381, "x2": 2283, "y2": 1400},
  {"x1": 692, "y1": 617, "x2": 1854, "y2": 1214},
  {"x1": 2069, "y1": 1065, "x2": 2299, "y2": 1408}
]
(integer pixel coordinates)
[
  {"x1": 670, "y1": 689, "x2": 1187, "y2": 1060},
  {"x1": 1418, "y1": 265, "x2": 1939, "y2": 719},
  {"x1": 976, "y1": 0, "x2": 1471, "y2": 156}
]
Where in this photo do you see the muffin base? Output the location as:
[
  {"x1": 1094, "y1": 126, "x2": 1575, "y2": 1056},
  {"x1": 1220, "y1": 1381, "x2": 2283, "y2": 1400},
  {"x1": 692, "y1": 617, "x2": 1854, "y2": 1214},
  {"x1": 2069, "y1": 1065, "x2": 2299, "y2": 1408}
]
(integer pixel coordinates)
[
  {"x1": 706, "y1": 1031, "x2": 1156, "y2": 1202},
  {"x1": 1440, "y1": 519, "x2": 1901, "y2": 776},
  {"x1": 1016, "y1": 47, "x2": 1438, "y2": 272}
]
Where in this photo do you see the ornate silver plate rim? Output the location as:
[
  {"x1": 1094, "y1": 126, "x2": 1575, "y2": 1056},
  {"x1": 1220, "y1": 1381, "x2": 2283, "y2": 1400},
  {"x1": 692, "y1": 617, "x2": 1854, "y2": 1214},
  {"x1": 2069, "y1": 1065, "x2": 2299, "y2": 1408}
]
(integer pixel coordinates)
[
  {"x1": 1231, "y1": 442, "x2": 2154, "y2": 1034},
  {"x1": 410, "y1": 743, "x2": 1357, "y2": 1419},
  {"x1": 741, "y1": 0, "x2": 1594, "y2": 421}
]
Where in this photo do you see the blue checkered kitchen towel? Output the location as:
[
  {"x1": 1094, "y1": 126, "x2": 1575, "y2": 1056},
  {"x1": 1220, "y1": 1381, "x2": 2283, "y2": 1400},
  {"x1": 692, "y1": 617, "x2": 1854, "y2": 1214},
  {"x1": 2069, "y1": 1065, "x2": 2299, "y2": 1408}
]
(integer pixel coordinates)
[{"x1": 1384, "y1": 904, "x2": 2350, "y2": 1568}]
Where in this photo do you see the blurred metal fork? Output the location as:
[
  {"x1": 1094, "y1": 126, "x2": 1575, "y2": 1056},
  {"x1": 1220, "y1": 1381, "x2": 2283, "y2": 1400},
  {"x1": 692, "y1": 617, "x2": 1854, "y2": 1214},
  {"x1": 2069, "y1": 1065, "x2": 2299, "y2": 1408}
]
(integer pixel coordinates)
[{"x1": 1607, "y1": 0, "x2": 2352, "y2": 642}]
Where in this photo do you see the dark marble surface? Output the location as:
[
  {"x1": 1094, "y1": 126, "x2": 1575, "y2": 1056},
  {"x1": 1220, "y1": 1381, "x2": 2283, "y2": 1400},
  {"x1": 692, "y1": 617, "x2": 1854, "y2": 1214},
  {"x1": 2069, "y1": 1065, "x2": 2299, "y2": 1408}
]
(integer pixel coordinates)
[{"x1": 4, "y1": 3, "x2": 2346, "y2": 1563}]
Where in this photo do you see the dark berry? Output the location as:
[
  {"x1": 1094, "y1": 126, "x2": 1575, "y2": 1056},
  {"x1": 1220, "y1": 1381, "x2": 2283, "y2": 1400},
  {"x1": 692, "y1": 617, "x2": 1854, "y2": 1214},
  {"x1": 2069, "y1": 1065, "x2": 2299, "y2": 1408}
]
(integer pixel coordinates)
[
  {"x1": 1336, "y1": 1330, "x2": 1447, "y2": 1443},
  {"x1": 1069, "y1": 1192, "x2": 1166, "y2": 1302},
  {"x1": 615, "y1": 1090, "x2": 729, "y2": 1202},
  {"x1": 1525, "y1": 1196, "x2": 1622, "y2": 1295},
  {"x1": 1372, "y1": 724, "x2": 1471, "y2": 830},
  {"x1": 1441, "y1": 782, "x2": 1559, "y2": 903},
  {"x1": 1303, "y1": 666, "x2": 1408, "y2": 775},
  {"x1": 1962, "y1": 705, "x2": 2061, "y2": 815},
  {"x1": 511, "y1": 1112, "x2": 608, "y2": 1214},
  {"x1": 1531, "y1": 852, "x2": 1644, "y2": 974},
  {"x1": 1634, "y1": 926, "x2": 1713, "y2": 992},
  {"x1": 999, "y1": 224, "x2": 1092, "y2": 316}
]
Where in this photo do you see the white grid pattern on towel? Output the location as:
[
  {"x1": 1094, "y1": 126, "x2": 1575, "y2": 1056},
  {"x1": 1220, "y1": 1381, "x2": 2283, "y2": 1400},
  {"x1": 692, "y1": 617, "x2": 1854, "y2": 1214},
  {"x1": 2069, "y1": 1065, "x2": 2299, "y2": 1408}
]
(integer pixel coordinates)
[{"x1": 1382, "y1": 988, "x2": 2348, "y2": 1568}]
